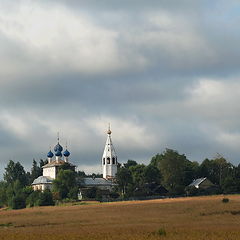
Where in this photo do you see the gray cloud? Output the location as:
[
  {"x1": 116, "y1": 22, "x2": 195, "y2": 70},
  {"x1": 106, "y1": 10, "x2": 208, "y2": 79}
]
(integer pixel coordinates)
[{"x1": 0, "y1": 0, "x2": 240, "y2": 178}]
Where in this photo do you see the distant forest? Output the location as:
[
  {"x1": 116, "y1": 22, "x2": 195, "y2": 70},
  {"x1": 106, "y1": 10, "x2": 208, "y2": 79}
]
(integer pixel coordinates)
[{"x1": 0, "y1": 148, "x2": 239, "y2": 209}]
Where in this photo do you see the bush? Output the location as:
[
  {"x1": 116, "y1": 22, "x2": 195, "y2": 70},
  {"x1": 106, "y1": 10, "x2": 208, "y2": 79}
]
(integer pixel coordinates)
[
  {"x1": 222, "y1": 198, "x2": 229, "y2": 203},
  {"x1": 9, "y1": 194, "x2": 26, "y2": 209},
  {"x1": 156, "y1": 228, "x2": 166, "y2": 236},
  {"x1": 26, "y1": 191, "x2": 41, "y2": 207},
  {"x1": 185, "y1": 186, "x2": 199, "y2": 196},
  {"x1": 38, "y1": 190, "x2": 54, "y2": 206}
]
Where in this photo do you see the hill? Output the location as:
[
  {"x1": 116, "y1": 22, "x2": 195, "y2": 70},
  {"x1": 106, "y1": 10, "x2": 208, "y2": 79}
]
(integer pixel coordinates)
[{"x1": 0, "y1": 195, "x2": 240, "y2": 240}]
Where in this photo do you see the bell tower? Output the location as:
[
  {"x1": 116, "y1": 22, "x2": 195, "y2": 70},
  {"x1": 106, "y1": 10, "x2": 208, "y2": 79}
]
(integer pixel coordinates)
[{"x1": 102, "y1": 124, "x2": 117, "y2": 179}]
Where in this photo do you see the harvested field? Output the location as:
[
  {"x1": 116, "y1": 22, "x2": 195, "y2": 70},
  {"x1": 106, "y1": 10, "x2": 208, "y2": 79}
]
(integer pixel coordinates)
[{"x1": 0, "y1": 195, "x2": 240, "y2": 240}]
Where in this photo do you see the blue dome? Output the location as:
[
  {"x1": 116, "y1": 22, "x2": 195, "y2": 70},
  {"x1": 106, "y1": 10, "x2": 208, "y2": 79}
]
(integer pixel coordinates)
[
  {"x1": 55, "y1": 150, "x2": 62, "y2": 157},
  {"x1": 63, "y1": 149, "x2": 70, "y2": 157},
  {"x1": 54, "y1": 142, "x2": 63, "y2": 152},
  {"x1": 47, "y1": 150, "x2": 54, "y2": 158}
]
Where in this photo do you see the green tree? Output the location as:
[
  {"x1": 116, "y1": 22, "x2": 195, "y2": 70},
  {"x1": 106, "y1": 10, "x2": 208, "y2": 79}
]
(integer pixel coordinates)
[
  {"x1": 4, "y1": 160, "x2": 28, "y2": 186},
  {"x1": 38, "y1": 190, "x2": 54, "y2": 206},
  {"x1": 143, "y1": 165, "x2": 161, "y2": 184},
  {"x1": 7, "y1": 180, "x2": 26, "y2": 209},
  {"x1": 116, "y1": 167, "x2": 132, "y2": 196},
  {"x1": 53, "y1": 169, "x2": 78, "y2": 200},
  {"x1": 199, "y1": 155, "x2": 233, "y2": 186},
  {"x1": 26, "y1": 190, "x2": 41, "y2": 207},
  {"x1": 39, "y1": 159, "x2": 48, "y2": 170},
  {"x1": 152, "y1": 149, "x2": 191, "y2": 195},
  {"x1": 129, "y1": 164, "x2": 146, "y2": 189},
  {"x1": 30, "y1": 159, "x2": 42, "y2": 183},
  {"x1": 124, "y1": 160, "x2": 138, "y2": 169},
  {"x1": 0, "y1": 181, "x2": 8, "y2": 207}
]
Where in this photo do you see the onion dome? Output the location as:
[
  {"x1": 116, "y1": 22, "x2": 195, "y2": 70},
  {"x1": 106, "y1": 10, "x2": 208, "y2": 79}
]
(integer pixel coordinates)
[
  {"x1": 47, "y1": 150, "x2": 54, "y2": 158},
  {"x1": 54, "y1": 142, "x2": 63, "y2": 152},
  {"x1": 55, "y1": 150, "x2": 62, "y2": 157},
  {"x1": 63, "y1": 149, "x2": 70, "y2": 157}
]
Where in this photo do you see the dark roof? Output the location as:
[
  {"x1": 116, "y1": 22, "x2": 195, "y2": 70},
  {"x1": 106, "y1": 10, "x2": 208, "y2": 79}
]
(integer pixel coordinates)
[{"x1": 83, "y1": 177, "x2": 117, "y2": 186}]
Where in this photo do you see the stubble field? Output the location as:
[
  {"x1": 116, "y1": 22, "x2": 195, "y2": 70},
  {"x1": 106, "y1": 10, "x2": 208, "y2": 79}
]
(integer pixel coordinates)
[{"x1": 0, "y1": 195, "x2": 240, "y2": 240}]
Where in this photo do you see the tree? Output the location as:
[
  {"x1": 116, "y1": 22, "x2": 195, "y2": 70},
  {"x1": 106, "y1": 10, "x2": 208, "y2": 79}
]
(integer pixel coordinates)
[
  {"x1": 53, "y1": 169, "x2": 78, "y2": 200},
  {"x1": 143, "y1": 165, "x2": 161, "y2": 184},
  {"x1": 116, "y1": 167, "x2": 132, "y2": 196},
  {"x1": 7, "y1": 180, "x2": 26, "y2": 209},
  {"x1": 129, "y1": 164, "x2": 146, "y2": 189},
  {"x1": 124, "y1": 160, "x2": 137, "y2": 169},
  {"x1": 199, "y1": 155, "x2": 233, "y2": 186},
  {"x1": 0, "y1": 181, "x2": 8, "y2": 207},
  {"x1": 153, "y1": 149, "x2": 191, "y2": 195},
  {"x1": 38, "y1": 190, "x2": 54, "y2": 206},
  {"x1": 4, "y1": 160, "x2": 28, "y2": 186},
  {"x1": 39, "y1": 159, "x2": 48, "y2": 170},
  {"x1": 30, "y1": 159, "x2": 42, "y2": 183}
]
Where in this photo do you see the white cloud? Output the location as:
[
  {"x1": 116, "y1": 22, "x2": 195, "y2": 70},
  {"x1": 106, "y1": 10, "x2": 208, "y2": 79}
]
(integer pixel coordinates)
[
  {"x1": 186, "y1": 78, "x2": 240, "y2": 120},
  {"x1": 86, "y1": 115, "x2": 159, "y2": 150}
]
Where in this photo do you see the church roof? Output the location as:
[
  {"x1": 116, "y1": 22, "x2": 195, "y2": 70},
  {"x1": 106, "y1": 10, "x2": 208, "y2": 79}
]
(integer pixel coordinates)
[
  {"x1": 42, "y1": 160, "x2": 75, "y2": 168},
  {"x1": 32, "y1": 176, "x2": 54, "y2": 185},
  {"x1": 102, "y1": 128, "x2": 117, "y2": 159},
  {"x1": 83, "y1": 177, "x2": 117, "y2": 186}
]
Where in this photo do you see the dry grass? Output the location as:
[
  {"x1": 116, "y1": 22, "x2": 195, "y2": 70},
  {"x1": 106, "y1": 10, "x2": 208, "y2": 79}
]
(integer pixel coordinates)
[{"x1": 0, "y1": 195, "x2": 240, "y2": 240}]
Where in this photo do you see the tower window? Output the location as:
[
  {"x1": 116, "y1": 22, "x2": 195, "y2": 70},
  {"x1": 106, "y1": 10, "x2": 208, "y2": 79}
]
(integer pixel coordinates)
[
  {"x1": 103, "y1": 158, "x2": 105, "y2": 165},
  {"x1": 112, "y1": 157, "x2": 115, "y2": 164},
  {"x1": 107, "y1": 157, "x2": 110, "y2": 164}
]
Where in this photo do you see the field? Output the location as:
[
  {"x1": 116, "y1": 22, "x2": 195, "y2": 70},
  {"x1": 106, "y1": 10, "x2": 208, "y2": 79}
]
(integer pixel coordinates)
[{"x1": 0, "y1": 195, "x2": 240, "y2": 240}]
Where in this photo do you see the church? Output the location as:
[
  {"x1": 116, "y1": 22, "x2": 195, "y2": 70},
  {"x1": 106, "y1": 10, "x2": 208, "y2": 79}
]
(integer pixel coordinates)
[{"x1": 32, "y1": 126, "x2": 118, "y2": 191}]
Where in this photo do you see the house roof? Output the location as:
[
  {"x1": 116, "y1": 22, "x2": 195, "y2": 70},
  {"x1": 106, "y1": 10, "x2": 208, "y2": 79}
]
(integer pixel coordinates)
[
  {"x1": 189, "y1": 177, "x2": 207, "y2": 188},
  {"x1": 83, "y1": 177, "x2": 117, "y2": 186},
  {"x1": 32, "y1": 176, "x2": 54, "y2": 185}
]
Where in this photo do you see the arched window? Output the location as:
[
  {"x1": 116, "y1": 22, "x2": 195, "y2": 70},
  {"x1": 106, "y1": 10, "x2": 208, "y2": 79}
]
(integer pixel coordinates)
[
  {"x1": 112, "y1": 157, "x2": 115, "y2": 164},
  {"x1": 107, "y1": 157, "x2": 110, "y2": 164},
  {"x1": 103, "y1": 158, "x2": 105, "y2": 165}
]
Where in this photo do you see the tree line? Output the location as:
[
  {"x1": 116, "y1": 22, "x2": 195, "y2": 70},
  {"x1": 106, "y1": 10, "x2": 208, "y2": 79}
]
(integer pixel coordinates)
[
  {"x1": 115, "y1": 149, "x2": 240, "y2": 198},
  {"x1": 0, "y1": 148, "x2": 240, "y2": 208}
]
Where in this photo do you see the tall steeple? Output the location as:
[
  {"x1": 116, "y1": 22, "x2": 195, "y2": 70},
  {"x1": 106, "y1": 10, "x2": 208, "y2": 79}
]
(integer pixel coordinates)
[{"x1": 102, "y1": 124, "x2": 117, "y2": 179}]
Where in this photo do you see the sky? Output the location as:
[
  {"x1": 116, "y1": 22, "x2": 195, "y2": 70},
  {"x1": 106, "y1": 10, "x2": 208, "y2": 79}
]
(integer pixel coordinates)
[{"x1": 0, "y1": 0, "x2": 240, "y2": 176}]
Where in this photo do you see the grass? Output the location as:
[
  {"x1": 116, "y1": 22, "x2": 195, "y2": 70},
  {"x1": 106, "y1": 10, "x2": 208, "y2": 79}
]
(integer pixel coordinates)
[{"x1": 0, "y1": 195, "x2": 240, "y2": 240}]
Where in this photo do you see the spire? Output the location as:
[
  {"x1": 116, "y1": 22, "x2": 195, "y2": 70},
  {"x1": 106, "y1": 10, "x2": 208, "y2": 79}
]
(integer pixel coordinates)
[
  {"x1": 102, "y1": 125, "x2": 117, "y2": 179},
  {"x1": 107, "y1": 123, "x2": 112, "y2": 135},
  {"x1": 57, "y1": 132, "x2": 60, "y2": 142}
]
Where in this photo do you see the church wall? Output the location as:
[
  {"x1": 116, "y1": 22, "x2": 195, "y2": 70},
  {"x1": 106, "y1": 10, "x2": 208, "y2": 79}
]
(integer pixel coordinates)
[
  {"x1": 43, "y1": 167, "x2": 56, "y2": 179},
  {"x1": 32, "y1": 183, "x2": 52, "y2": 191}
]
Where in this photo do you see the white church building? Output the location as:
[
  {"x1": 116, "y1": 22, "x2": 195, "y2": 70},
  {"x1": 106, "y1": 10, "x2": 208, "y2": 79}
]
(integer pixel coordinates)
[
  {"x1": 32, "y1": 126, "x2": 118, "y2": 191},
  {"x1": 32, "y1": 138, "x2": 75, "y2": 191}
]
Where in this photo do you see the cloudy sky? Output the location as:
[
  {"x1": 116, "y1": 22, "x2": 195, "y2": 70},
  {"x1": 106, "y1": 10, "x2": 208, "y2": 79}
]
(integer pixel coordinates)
[{"x1": 0, "y1": 0, "x2": 240, "y2": 175}]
